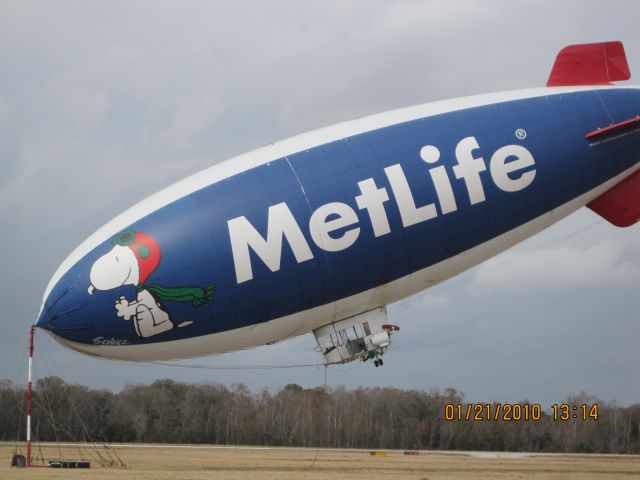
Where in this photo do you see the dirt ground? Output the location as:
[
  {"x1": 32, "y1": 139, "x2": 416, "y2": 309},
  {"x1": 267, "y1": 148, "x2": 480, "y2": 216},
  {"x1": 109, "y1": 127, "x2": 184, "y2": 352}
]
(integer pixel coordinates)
[{"x1": 2, "y1": 443, "x2": 640, "y2": 479}]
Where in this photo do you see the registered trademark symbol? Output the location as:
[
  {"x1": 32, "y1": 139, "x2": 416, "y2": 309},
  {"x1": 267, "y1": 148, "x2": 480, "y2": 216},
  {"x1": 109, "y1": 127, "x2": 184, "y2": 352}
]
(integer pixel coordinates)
[{"x1": 515, "y1": 128, "x2": 527, "y2": 140}]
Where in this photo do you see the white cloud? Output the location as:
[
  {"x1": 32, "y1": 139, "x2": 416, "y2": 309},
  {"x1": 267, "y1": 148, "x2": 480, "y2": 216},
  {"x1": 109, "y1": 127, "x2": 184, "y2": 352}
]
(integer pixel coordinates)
[{"x1": 471, "y1": 239, "x2": 640, "y2": 294}]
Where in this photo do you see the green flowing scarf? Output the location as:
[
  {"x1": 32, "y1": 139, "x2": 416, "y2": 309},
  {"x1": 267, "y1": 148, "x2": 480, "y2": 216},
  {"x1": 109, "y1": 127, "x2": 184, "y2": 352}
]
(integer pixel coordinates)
[{"x1": 137, "y1": 284, "x2": 215, "y2": 307}]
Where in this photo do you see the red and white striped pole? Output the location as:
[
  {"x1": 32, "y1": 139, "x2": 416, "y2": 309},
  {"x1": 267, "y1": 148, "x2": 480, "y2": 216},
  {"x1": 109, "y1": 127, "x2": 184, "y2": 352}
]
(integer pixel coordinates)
[{"x1": 26, "y1": 325, "x2": 35, "y2": 468}]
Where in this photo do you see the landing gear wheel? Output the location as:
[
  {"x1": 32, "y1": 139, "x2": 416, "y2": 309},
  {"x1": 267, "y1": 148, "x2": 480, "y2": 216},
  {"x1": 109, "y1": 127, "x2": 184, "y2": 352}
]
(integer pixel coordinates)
[
  {"x1": 374, "y1": 360, "x2": 379, "y2": 367},
  {"x1": 379, "y1": 358, "x2": 383, "y2": 366}
]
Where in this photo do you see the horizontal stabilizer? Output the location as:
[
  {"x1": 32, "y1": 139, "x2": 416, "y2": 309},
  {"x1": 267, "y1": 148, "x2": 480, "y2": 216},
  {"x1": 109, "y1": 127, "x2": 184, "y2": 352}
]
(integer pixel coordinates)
[
  {"x1": 547, "y1": 41, "x2": 630, "y2": 86},
  {"x1": 586, "y1": 116, "x2": 640, "y2": 141},
  {"x1": 587, "y1": 171, "x2": 640, "y2": 227}
]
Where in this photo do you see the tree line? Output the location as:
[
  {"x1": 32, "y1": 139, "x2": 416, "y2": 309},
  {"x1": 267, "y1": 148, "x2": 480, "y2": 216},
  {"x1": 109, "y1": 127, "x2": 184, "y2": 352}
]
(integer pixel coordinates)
[{"x1": 0, "y1": 377, "x2": 639, "y2": 453}]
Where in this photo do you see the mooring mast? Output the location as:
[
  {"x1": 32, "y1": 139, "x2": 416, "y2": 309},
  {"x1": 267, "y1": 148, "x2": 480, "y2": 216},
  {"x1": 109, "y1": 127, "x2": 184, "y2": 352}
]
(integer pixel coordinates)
[{"x1": 26, "y1": 325, "x2": 35, "y2": 468}]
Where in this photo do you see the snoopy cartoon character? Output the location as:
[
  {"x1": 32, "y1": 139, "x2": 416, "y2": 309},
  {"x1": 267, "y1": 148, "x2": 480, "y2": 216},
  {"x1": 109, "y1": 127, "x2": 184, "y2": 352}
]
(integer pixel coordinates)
[{"x1": 88, "y1": 230, "x2": 214, "y2": 338}]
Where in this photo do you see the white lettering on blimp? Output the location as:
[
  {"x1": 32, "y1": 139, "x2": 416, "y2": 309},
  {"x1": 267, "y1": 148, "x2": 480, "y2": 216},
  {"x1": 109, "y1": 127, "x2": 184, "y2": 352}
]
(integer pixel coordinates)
[{"x1": 228, "y1": 136, "x2": 536, "y2": 283}]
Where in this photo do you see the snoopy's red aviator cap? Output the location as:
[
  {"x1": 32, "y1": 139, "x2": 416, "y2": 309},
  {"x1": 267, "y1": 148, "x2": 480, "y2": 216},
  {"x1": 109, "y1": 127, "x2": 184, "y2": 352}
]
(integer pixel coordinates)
[{"x1": 112, "y1": 230, "x2": 161, "y2": 284}]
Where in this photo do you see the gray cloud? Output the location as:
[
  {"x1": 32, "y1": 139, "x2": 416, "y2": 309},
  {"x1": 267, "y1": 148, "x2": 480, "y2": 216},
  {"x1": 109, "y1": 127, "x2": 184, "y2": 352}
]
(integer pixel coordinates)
[{"x1": 1, "y1": 0, "x2": 640, "y2": 406}]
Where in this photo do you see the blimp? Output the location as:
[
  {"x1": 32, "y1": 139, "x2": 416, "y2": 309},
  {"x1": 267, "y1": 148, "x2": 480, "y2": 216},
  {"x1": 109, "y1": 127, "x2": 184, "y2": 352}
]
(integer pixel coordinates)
[{"x1": 36, "y1": 41, "x2": 640, "y2": 366}]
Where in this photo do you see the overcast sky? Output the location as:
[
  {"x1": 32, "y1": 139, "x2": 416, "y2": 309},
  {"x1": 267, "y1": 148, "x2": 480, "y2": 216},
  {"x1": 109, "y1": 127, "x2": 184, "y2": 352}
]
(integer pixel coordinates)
[{"x1": 2, "y1": 0, "x2": 640, "y2": 407}]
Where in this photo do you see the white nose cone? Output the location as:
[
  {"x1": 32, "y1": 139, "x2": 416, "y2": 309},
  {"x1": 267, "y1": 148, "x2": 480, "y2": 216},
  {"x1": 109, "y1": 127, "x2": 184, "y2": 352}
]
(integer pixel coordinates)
[{"x1": 89, "y1": 245, "x2": 139, "y2": 291}]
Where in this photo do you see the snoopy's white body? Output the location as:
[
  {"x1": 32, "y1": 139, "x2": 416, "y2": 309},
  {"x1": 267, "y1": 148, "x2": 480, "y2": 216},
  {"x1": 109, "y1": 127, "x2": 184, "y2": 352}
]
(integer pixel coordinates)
[{"x1": 115, "y1": 290, "x2": 173, "y2": 338}]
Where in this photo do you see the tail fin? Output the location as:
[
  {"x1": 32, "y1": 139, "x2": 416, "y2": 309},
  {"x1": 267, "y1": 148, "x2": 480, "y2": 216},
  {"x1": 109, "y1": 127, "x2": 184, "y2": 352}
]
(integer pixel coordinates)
[
  {"x1": 547, "y1": 41, "x2": 630, "y2": 86},
  {"x1": 588, "y1": 171, "x2": 640, "y2": 228}
]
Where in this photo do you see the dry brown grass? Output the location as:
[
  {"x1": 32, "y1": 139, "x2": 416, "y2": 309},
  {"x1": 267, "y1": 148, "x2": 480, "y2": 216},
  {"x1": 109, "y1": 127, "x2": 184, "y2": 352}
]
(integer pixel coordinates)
[{"x1": 2, "y1": 443, "x2": 640, "y2": 479}]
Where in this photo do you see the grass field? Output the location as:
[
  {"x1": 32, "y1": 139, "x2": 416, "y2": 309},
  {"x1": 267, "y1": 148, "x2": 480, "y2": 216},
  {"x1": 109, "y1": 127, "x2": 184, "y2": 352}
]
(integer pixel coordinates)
[{"x1": 2, "y1": 443, "x2": 640, "y2": 479}]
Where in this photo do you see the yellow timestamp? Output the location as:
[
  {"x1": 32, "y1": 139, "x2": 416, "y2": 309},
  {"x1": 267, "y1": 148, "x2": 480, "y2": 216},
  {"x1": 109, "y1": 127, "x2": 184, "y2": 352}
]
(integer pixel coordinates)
[
  {"x1": 552, "y1": 403, "x2": 599, "y2": 421},
  {"x1": 445, "y1": 403, "x2": 542, "y2": 421},
  {"x1": 444, "y1": 403, "x2": 600, "y2": 422}
]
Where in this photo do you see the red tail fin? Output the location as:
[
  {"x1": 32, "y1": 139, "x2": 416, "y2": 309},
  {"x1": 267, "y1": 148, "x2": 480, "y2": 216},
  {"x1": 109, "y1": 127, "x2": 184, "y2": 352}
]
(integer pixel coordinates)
[
  {"x1": 547, "y1": 41, "x2": 630, "y2": 87},
  {"x1": 588, "y1": 171, "x2": 640, "y2": 227}
]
